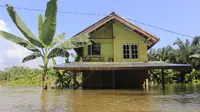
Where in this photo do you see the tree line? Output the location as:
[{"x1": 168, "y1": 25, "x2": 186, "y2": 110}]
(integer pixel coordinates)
[
  {"x1": 148, "y1": 36, "x2": 200, "y2": 84},
  {"x1": 0, "y1": 66, "x2": 42, "y2": 86}
]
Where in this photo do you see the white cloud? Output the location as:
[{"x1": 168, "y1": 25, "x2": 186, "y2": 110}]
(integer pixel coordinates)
[
  {"x1": 0, "y1": 19, "x2": 41, "y2": 69},
  {"x1": 0, "y1": 55, "x2": 4, "y2": 64},
  {"x1": 0, "y1": 20, "x2": 8, "y2": 31},
  {"x1": 0, "y1": 20, "x2": 9, "y2": 70},
  {"x1": 5, "y1": 43, "x2": 43, "y2": 68},
  {"x1": 6, "y1": 44, "x2": 30, "y2": 59}
]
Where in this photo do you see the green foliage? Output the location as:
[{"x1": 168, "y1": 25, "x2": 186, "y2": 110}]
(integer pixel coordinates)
[
  {"x1": 6, "y1": 4, "x2": 43, "y2": 48},
  {"x1": 48, "y1": 52, "x2": 83, "y2": 89},
  {"x1": 0, "y1": 66, "x2": 43, "y2": 86},
  {"x1": 0, "y1": 31, "x2": 40, "y2": 52},
  {"x1": 0, "y1": 70, "x2": 8, "y2": 81},
  {"x1": 54, "y1": 71, "x2": 73, "y2": 88},
  {"x1": 185, "y1": 69, "x2": 200, "y2": 83},
  {"x1": 148, "y1": 36, "x2": 200, "y2": 84},
  {"x1": 0, "y1": 0, "x2": 91, "y2": 89},
  {"x1": 149, "y1": 69, "x2": 179, "y2": 84},
  {"x1": 41, "y1": 0, "x2": 57, "y2": 46}
]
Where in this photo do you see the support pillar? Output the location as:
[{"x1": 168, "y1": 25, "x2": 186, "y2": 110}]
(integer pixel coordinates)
[
  {"x1": 143, "y1": 79, "x2": 149, "y2": 89},
  {"x1": 145, "y1": 79, "x2": 149, "y2": 89},
  {"x1": 112, "y1": 71, "x2": 115, "y2": 89},
  {"x1": 73, "y1": 72, "x2": 77, "y2": 89},
  {"x1": 161, "y1": 69, "x2": 165, "y2": 89}
]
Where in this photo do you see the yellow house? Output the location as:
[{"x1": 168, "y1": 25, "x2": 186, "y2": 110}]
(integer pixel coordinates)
[
  {"x1": 54, "y1": 12, "x2": 190, "y2": 89},
  {"x1": 73, "y1": 12, "x2": 160, "y2": 62}
]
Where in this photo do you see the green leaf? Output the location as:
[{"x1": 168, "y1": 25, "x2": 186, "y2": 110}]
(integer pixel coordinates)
[
  {"x1": 39, "y1": 65, "x2": 44, "y2": 69},
  {"x1": 190, "y1": 54, "x2": 200, "y2": 59},
  {"x1": 22, "y1": 52, "x2": 41, "y2": 63},
  {"x1": 51, "y1": 33, "x2": 65, "y2": 47},
  {"x1": 71, "y1": 53, "x2": 82, "y2": 62},
  {"x1": 59, "y1": 38, "x2": 92, "y2": 50},
  {"x1": 6, "y1": 4, "x2": 44, "y2": 48},
  {"x1": 0, "y1": 31, "x2": 40, "y2": 52},
  {"x1": 48, "y1": 48, "x2": 69, "y2": 59},
  {"x1": 71, "y1": 53, "x2": 77, "y2": 59},
  {"x1": 38, "y1": 14, "x2": 45, "y2": 45},
  {"x1": 52, "y1": 58, "x2": 57, "y2": 66},
  {"x1": 41, "y1": 0, "x2": 57, "y2": 46}
]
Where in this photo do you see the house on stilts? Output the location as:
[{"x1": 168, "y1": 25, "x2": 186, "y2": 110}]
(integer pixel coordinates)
[{"x1": 54, "y1": 12, "x2": 191, "y2": 89}]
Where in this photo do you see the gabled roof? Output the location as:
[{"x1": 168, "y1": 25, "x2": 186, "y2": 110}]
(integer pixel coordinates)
[{"x1": 73, "y1": 12, "x2": 160, "y2": 49}]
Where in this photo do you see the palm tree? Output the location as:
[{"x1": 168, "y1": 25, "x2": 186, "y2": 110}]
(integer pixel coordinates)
[
  {"x1": 148, "y1": 46, "x2": 175, "y2": 84},
  {"x1": 172, "y1": 37, "x2": 200, "y2": 82},
  {"x1": 148, "y1": 46, "x2": 174, "y2": 62},
  {"x1": 189, "y1": 37, "x2": 200, "y2": 60},
  {"x1": 173, "y1": 37, "x2": 200, "y2": 64},
  {"x1": 0, "y1": 0, "x2": 91, "y2": 89},
  {"x1": 148, "y1": 48, "x2": 158, "y2": 61}
]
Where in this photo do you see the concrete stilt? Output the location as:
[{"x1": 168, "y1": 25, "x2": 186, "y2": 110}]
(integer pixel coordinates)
[{"x1": 145, "y1": 79, "x2": 149, "y2": 89}]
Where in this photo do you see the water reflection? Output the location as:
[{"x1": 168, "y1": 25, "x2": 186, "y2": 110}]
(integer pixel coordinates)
[
  {"x1": 41, "y1": 90, "x2": 47, "y2": 112},
  {"x1": 0, "y1": 84, "x2": 200, "y2": 112}
]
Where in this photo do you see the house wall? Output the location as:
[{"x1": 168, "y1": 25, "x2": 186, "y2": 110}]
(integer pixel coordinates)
[
  {"x1": 82, "y1": 23, "x2": 114, "y2": 62},
  {"x1": 113, "y1": 22, "x2": 148, "y2": 62},
  {"x1": 81, "y1": 21, "x2": 148, "y2": 62}
]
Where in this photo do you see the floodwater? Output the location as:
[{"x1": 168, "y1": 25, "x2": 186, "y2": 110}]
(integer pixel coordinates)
[{"x1": 0, "y1": 84, "x2": 200, "y2": 112}]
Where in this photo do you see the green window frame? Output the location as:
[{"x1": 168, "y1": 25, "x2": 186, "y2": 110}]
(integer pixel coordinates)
[{"x1": 88, "y1": 43, "x2": 101, "y2": 56}]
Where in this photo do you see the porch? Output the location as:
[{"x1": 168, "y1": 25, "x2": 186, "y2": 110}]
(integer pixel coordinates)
[{"x1": 53, "y1": 61, "x2": 191, "y2": 89}]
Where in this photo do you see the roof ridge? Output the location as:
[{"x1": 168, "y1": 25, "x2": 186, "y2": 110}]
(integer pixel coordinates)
[{"x1": 112, "y1": 13, "x2": 159, "y2": 41}]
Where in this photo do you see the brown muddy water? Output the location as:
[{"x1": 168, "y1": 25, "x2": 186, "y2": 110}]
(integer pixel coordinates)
[{"x1": 0, "y1": 84, "x2": 200, "y2": 112}]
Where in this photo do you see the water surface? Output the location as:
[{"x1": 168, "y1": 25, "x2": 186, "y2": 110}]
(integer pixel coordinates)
[{"x1": 0, "y1": 84, "x2": 200, "y2": 112}]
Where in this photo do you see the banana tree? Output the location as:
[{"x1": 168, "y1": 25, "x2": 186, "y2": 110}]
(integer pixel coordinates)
[{"x1": 0, "y1": 0, "x2": 91, "y2": 89}]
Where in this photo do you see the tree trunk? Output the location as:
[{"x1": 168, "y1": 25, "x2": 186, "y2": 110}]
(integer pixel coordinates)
[
  {"x1": 42, "y1": 71, "x2": 47, "y2": 90},
  {"x1": 42, "y1": 57, "x2": 48, "y2": 90}
]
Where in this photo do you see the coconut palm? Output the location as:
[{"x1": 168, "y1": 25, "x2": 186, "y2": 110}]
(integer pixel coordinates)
[
  {"x1": 190, "y1": 54, "x2": 200, "y2": 59},
  {"x1": 173, "y1": 37, "x2": 200, "y2": 64},
  {"x1": 148, "y1": 46, "x2": 175, "y2": 84},
  {"x1": 190, "y1": 41, "x2": 200, "y2": 60},
  {"x1": 171, "y1": 37, "x2": 200, "y2": 82},
  {"x1": 148, "y1": 46, "x2": 175, "y2": 62},
  {"x1": 0, "y1": 0, "x2": 91, "y2": 89},
  {"x1": 148, "y1": 48, "x2": 158, "y2": 61}
]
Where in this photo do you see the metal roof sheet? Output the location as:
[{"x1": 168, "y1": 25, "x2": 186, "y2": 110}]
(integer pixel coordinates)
[{"x1": 53, "y1": 61, "x2": 191, "y2": 71}]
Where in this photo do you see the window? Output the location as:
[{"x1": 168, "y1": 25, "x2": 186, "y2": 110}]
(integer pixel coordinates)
[
  {"x1": 122, "y1": 44, "x2": 138, "y2": 59},
  {"x1": 88, "y1": 43, "x2": 101, "y2": 55}
]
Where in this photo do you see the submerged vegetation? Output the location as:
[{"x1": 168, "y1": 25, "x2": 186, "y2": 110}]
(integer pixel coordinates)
[
  {"x1": 0, "y1": 66, "x2": 82, "y2": 88},
  {"x1": 0, "y1": 66, "x2": 42, "y2": 86},
  {"x1": 149, "y1": 36, "x2": 200, "y2": 84}
]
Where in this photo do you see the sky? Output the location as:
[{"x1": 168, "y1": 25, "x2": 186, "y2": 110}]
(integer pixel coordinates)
[{"x1": 0, "y1": 0, "x2": 200, "y2": 70}]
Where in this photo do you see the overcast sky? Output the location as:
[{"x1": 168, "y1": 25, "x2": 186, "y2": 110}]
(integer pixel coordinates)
[{"x1": 0, "y1": 0, "x2": 200, "y2": 70}]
